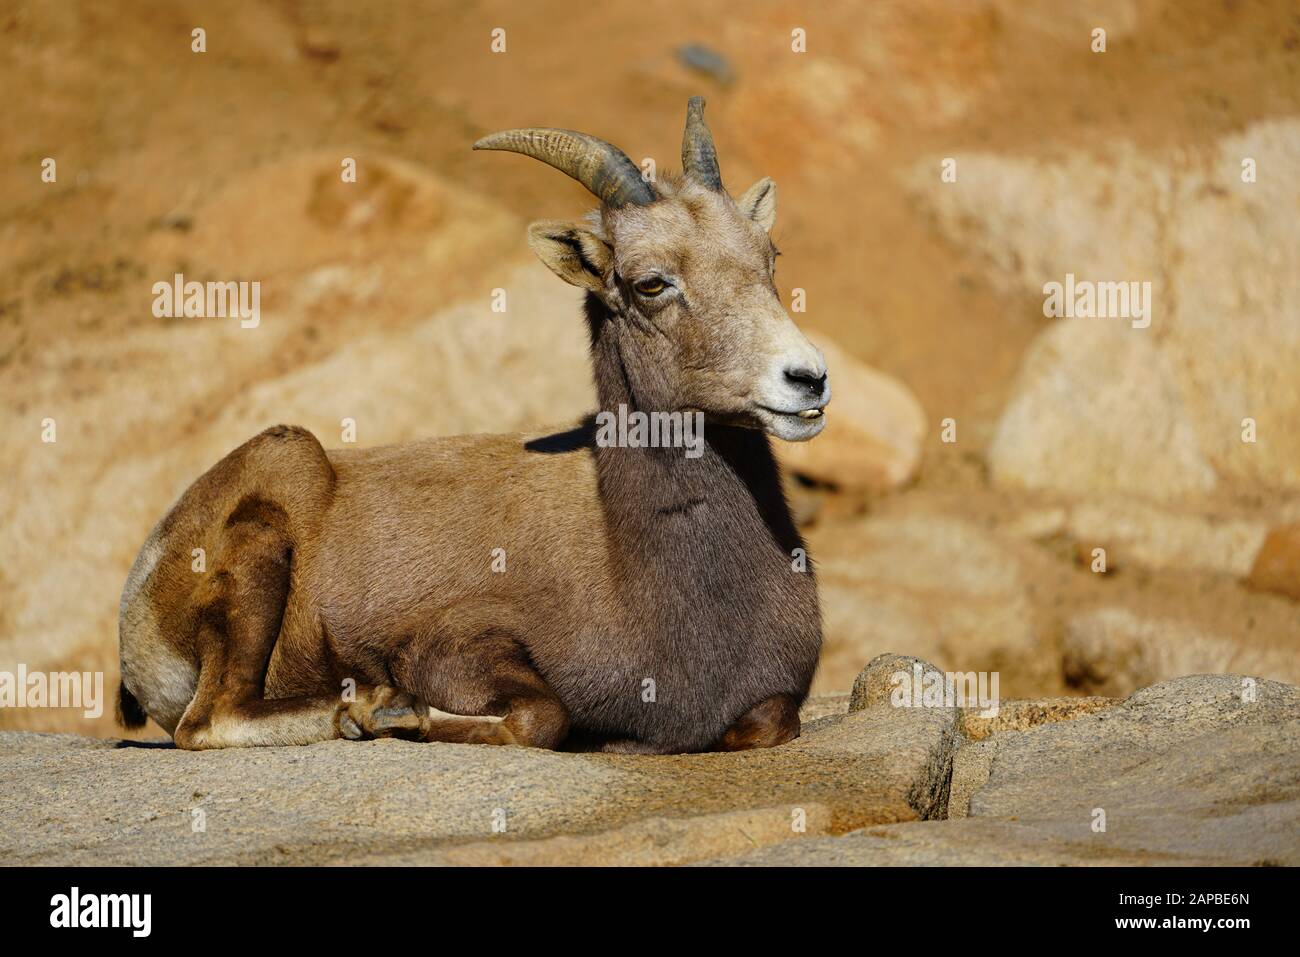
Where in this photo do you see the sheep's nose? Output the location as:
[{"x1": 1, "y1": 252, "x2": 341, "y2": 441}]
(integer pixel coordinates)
[{"x1": 784, "y1": 366, "x2": 827, "y2": 395}]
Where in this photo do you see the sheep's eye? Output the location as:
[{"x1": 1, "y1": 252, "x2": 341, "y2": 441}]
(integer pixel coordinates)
[{"x1": 634, "y1": 277, "x2": 666, "y2": 297}]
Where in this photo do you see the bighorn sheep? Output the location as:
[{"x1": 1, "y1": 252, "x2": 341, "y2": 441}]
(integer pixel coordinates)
[{"x1": 117, "y1": 98, "x2": 831, "y2": 753}]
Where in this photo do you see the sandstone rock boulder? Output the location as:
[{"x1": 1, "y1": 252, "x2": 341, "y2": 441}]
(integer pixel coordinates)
[
  {"x1": 948, "y1": 674, "x2": 1300, "y2": 864},
  {"x1": 986, "y1": 321, "x2": 1217, "y2": 500},
  {"x1": 1061, "y1": 605, "x2": 1300, "y2": 697},
  {"x1": 716, "y1": 674, "x2": 1300, "y2": 865},
  {"x1": 849, "y1": 653, "x2": 947, "y2": 712},
  {"x1": 1061, "y1": 499, "x2": 1268, "y2": 578},
  {"x1": 914, "y1": 119, "x2": 1300, "y2": 496}
]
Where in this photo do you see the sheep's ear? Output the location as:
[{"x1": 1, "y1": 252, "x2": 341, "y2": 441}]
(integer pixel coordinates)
[
  {"x1": 737, "y1": 177, "x2": 777, "y2": 231},
  {"x1": 527, "y1": 220, "x2": 612, "y2": 293}
]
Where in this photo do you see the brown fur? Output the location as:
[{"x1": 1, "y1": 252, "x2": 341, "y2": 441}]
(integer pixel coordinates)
[{"x1": 118, "y1": 106, "x2": 829, "y2": 754}]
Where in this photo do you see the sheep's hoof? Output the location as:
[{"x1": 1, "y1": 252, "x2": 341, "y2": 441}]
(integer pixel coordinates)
[
  {"x1": 337, "y1": 688, "x2": 428, "y2": 740},
  {"x1": 371, "y1": 703, "x2": 427, "y2": 735},
  {"x1": 339, "y1": 713, "x2": 364, "y2": 740}
]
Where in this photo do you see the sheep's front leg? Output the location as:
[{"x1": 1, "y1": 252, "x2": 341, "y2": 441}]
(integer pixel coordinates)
[
  {"x1": 179, "y1": 676, "x2": 430, "y2": 749},
  {"x1": 715, "y1": 694, "x2": 801, "y2": 751}
]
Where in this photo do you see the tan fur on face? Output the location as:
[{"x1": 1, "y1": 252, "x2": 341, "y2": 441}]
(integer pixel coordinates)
[
  {"x1": 582, "y1": 176, "x2": 822, "y2": 428},
  {"x1": 602, "y1": 177, "x2": 771, "y2": 277}
]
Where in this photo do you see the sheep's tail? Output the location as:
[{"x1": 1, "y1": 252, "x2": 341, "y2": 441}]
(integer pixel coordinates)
[{"x1": 116, "y1": 682, "x2": 148, "y2": 729}]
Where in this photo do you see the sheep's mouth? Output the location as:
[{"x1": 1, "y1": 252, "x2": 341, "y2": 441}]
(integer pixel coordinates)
[
  {"x1": 759, "y1": 405, "x2": 825, "y2": 420},
  {"x1": 753, "y1": 404, "x2": 828, "y2": 441}
]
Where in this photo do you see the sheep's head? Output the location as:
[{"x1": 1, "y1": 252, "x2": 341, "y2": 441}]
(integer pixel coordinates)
[{"x1": 474, "y1": 98, "x2": 830, "y2": 442}]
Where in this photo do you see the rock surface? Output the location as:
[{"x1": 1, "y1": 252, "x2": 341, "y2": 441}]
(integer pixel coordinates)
[
  {"x1": 0, "y1": 689, "x2": 947, "y2": 866},
  {"x1": 807, "y1": 497, "x2": 1300, "y2": 699},
  {"x1": 720, "y1": 674, "x2": 1300, "y2": 865},
  {"x1": 1061, "y1": 606, "x2": 1299, "y2": 697},
  {"x1": 957, "y1": 695, "x2": 1116, "y2": 741},
  {"x1": 811, "y1": 513, "x2": 1049, "y2": 694},
  {"x1": 3, "y1": 662, "x2": 1294, "y2": 867},
  {"x1": 917, "y1": 118, "x2": 1300, "y2": 496},
  {"x1": 986, "y1": 321, "x2": 1217, "y2": 500},
  {"x1": 1061, "y1": 499, "x2": 1269, "y2": 579}
]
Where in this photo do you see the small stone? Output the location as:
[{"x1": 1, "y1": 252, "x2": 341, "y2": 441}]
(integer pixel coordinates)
[{"x1": 849, "y1": 653, "x2": 946, "y2": 712}]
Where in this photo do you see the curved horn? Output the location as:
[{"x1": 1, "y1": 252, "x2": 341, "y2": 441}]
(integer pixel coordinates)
[
  {"x1": 681, "y1": 96, "x2": 722, "y2": 190},
  {"x1": 472, "y1": 128, "x2": 655, "y2": 207}
]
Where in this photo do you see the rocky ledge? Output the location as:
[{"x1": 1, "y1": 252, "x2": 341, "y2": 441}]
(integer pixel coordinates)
[{"x1": 1, "y1": 656, "x2": 1296, "y2": 866}]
